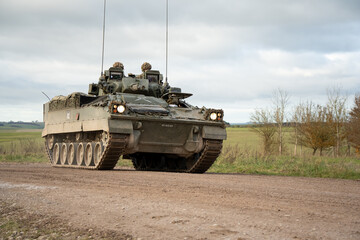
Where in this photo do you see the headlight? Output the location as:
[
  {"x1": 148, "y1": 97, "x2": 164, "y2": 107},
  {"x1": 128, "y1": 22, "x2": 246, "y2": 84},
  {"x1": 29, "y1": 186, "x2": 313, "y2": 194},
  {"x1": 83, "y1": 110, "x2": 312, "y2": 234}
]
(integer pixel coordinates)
[
  {"x1": 117, "y1": 105, "x2": 126, "y2": 113},
  {"x1": 205, "y1": 109, "x2": 224, "y2": 121},
  {"x1": 113, "y1": 105, "x2": 118, "y2": 113},
  {"x1": 111, "y1": 102, "x2": 126, "y2": 114},
  {"x1": 210, "y1": 112, "x2": 217, "y2": 121}
]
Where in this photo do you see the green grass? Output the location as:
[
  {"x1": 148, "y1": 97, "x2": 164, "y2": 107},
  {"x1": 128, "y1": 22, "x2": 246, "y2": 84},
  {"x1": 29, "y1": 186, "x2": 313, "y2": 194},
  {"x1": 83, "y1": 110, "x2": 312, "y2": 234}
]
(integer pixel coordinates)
[
  {"x1": 1, "y1": 127, "x2": 359, "y2": 179},
  {"x1": 0, "y1": 130, "x2": 47, "y2": 163},
  {"x1": 0, "y1": 154, "x2": 48, "y2": 163},
  {"x1": 0, "y1": 121, "x2": 44, "y2": 130},
  {"x1": 117, "y1": 158, "x2": 134, "y2": 167},
  {"x1": 224, "y1": 127, "x2": 260, "y2": 146},
  {"x1": 0, "y1": 130, "x2": 42, "y2": 142},
  {"x1": 209, "y1": 154, "x2": 360, "y2": 179}
]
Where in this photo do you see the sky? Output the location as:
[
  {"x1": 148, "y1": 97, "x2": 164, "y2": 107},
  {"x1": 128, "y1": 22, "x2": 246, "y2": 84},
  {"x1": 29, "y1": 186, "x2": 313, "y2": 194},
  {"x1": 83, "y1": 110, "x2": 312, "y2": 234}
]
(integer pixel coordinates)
[{"x1": 0, "y1": 0, "x2": 359, "y2": 123}]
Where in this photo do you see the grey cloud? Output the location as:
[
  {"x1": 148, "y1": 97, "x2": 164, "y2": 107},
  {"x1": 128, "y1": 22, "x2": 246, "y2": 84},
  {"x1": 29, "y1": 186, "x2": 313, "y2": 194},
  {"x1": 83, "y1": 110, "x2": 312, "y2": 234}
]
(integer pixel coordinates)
[
  {"x1": 3, "y1": 0, "x2": 359, "y2": 28},
  {"x1": 0, "y1": 0, "x2": 360, "y2": 122},
  {"x1": 1, "y1": 0, "x2": 359, "y2": 64}
]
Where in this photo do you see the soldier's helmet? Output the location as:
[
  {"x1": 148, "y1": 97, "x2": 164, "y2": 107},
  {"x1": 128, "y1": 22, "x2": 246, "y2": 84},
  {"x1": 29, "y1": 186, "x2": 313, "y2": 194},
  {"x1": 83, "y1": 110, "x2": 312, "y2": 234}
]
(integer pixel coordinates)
[
  {"x1": 113, "y1": 62, "x2": 124, "y2": 69},
  {"x1": 141, "y1": 62, "x2": 152, "y2": 72}
]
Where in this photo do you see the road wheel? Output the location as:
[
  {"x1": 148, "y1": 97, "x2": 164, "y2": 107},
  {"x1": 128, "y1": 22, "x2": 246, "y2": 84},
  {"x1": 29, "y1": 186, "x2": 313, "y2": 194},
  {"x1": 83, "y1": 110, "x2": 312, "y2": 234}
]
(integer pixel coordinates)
[
  {"x1": 84, "y1": 142, "x2": 94, "y2": 167},
  {"x1": 60, "y1": 143, "x2": 68, "y2": 165},
  {"x1": 68, "y1": 143, "x2": 76, "y2": 165},
  {"x1": 94, "y1": 142, "x2": 103, "y2": 166},
  {"x1": 76, "y1": 143, "x2": 85, "y2": 166},
  {"x1": 52, "y1": 143, "x2": 60, "y2": 165}
]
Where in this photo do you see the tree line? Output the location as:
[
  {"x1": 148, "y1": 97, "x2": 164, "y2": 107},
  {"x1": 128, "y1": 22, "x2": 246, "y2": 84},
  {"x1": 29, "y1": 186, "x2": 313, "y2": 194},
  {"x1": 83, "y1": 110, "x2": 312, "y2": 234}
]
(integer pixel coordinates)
[{"x1": 250, "y1": 88, "x2": 360, "y2": 157}]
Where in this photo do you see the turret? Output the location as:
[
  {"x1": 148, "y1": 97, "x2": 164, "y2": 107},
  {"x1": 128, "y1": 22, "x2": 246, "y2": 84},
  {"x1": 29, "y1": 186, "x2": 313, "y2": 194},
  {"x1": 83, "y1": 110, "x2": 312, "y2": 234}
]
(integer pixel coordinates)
[
  {"x1": 88, "y1": 62, "x2": 125, "y2": 96},
  {"x1": 88, "y1": 62, "x2": 192, "y2": 103},
  {"x1": 137, "y1": 62, "x2": 163, "y2": 97}
]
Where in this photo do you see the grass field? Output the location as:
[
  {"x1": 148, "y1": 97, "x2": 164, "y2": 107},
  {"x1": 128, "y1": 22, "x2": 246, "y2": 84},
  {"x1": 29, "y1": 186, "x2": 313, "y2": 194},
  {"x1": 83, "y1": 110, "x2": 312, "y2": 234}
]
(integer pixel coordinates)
[
  {"x1": 0, "y1": 128, "x2": 359, "y2": 179},
  {"x1": 0, "y1": 130, "x2": 46, "y2": 163},
  {"x1": 0, "y1": 130, "x2": 42, "y2": 142},
  {"x1": 0, "y1": 122, "x2": 44, "y2": 130}
]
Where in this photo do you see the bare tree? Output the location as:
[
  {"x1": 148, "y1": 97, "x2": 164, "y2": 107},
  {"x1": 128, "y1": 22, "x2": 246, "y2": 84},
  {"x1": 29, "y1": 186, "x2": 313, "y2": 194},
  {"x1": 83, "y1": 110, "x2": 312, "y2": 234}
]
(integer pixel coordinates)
[
  {"x1": 250, "y1": 109, "x2": 276, "y2": 156},
  {"x1": 347, "y1": 94, "x2": 360, "y2": 155},
  {"x1": 292, "y1": 104, "x2": 302, "y2": 156},
  {"x1": 272, "y1": 89, "x2": 290, "y2": 155},
  {"x1": 327, "y1": 87, "x2": 348, "y2": 157}
]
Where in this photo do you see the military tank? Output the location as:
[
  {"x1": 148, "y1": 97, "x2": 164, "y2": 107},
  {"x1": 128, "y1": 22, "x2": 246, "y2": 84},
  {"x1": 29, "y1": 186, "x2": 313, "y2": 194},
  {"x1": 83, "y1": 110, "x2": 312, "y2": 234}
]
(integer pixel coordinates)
[{"x1": 42, "y1": 62, "x2": 227, "y2": 173}]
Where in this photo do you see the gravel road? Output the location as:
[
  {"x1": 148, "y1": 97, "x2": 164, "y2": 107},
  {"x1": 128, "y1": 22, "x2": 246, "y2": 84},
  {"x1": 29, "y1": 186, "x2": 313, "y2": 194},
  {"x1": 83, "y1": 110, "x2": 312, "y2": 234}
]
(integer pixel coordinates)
[{"x1": 0, "y1": 162, "x2": 359, "y2": 240}]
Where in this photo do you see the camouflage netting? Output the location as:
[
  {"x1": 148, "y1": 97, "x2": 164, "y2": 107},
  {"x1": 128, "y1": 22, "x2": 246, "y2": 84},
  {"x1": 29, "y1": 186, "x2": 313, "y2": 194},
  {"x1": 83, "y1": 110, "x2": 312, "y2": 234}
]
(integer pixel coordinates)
[
  {"x1": 113, "y1": 62, "x2": 124, "y2": 69},
  {"x1": 49, "y1": 92, "x2": 86, "y2": 111},
  {"x1": 141, "y1": 62, "x2": 152, "y2": 72}
]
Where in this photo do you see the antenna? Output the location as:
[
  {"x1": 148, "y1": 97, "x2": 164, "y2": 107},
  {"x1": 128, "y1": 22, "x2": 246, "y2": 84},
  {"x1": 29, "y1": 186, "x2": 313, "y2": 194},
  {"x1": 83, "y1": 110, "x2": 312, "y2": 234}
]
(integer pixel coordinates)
[
  {"x1": 41, "y1": 91, "x2": 51, "y2": 101},
  {"x1": 165, "y1": 0, "x2": 169, "y2": 85},
  {"x1": 100, "y1": 0, "x2": 107, "y2": 76}
]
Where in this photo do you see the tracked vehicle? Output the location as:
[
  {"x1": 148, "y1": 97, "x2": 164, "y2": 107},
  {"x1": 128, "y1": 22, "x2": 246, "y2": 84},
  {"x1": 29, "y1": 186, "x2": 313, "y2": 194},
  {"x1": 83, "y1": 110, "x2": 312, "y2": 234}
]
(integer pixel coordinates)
[{"x1": 42, "y1": 62, "x2": 226, "y2": 173}]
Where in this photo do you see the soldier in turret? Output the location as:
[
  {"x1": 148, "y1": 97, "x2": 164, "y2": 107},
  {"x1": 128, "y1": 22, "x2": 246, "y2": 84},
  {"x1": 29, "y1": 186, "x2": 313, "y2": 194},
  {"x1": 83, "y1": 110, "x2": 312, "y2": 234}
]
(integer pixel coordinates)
[
  {"x1": 109, "y1": 62, "x2": 124, "y2": 80},
  {"x1": 113, "y1": 62, "x2": 124, "y2": 70},
  {"x1": 138, "y1": 62, "x2": 152, "y2": 79},
  {"x1": 141, "y1": 62, "x2": 152, "y2": 72}
]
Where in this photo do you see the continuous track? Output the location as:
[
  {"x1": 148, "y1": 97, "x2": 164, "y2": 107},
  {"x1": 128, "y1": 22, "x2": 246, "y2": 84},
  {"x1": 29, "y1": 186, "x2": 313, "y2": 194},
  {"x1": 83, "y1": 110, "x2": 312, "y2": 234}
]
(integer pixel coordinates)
[
  {"x1": 188, "y1": 140, "x2": 223, "y2": 173},
  {"x1": 131, "y1": 140, "x2": 223, "y2": 173},
  {"x1": 45, "y1": 132, "x2": 128, "y2": 170},
  {"x1": 45, "y1": 132, "x2": 222, "y2": 173}
]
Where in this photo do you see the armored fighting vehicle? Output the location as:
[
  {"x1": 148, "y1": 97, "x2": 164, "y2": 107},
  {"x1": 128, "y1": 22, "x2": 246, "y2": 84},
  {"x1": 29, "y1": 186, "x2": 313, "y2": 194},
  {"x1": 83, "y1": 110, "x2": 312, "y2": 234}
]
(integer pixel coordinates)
[{"x1": 42, "y1": 62, "x2": 227, "y2": 173}]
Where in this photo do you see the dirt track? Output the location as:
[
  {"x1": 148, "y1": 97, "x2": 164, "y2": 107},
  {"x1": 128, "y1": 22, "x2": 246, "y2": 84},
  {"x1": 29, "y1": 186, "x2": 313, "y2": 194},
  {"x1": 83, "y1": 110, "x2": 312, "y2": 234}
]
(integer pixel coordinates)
[{"x1": 0, "y1": 162, "x2": 359, "y2": 240}]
